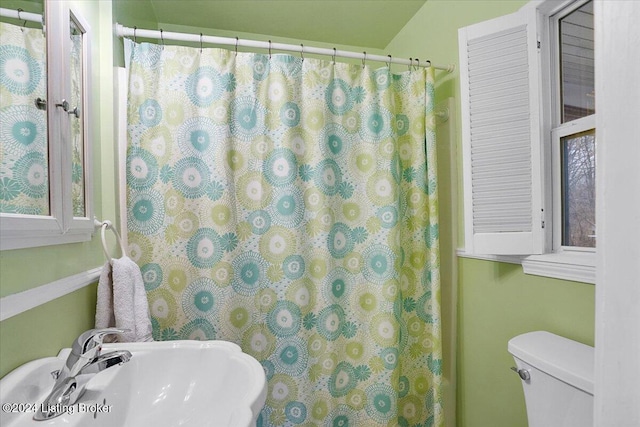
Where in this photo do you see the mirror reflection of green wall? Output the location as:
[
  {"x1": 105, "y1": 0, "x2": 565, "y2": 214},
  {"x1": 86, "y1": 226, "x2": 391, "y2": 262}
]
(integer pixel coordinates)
[{"x1": 0, "y1": 0, "x2": 48, "y2": 215}]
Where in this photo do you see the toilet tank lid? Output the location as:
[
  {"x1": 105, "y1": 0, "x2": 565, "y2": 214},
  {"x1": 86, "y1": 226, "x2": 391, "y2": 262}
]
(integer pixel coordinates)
[{"x1": 508, "y1": 331, "x2": 594, "y2": 395}]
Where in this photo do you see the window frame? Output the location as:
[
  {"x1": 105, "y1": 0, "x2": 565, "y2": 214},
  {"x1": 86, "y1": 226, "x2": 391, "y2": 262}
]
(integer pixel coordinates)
[
  {"x1": 551, "y1": 116, "x2": 596, "y2": 254},
  {"x1": 520, "y1": 0, "x2": 596, "y2": 283},
  {"x1": 549, "y1": 0, "x2": 596, "y2": 254}
]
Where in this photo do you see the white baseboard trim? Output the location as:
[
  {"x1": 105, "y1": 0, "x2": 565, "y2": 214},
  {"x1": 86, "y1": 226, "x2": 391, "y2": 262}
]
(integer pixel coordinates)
[{"x1": 0, "y1": 267, "x2": 102, "y2": 322}]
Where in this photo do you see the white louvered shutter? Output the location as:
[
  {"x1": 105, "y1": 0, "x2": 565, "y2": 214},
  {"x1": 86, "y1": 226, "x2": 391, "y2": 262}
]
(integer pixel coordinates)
[{"x1": 459, "y1": 8, "x2": 546, "y2": 255}]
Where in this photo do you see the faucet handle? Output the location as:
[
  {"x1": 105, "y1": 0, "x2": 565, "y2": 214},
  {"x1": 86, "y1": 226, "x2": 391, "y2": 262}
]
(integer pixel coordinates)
[{"x1": 73, "y1": 328, "x2": 129, "y2": 355}]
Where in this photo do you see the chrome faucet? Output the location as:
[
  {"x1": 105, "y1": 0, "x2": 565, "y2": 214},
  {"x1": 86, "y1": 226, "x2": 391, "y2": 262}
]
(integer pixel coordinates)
[{"x1": 34, "y1": 328, "x2": 132, "y2": 421}]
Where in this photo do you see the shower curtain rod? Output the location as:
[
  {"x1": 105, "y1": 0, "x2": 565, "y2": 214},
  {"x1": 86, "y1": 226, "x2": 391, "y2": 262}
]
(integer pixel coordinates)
[
  {"x1": 115, "y1": 23, "x2": 455, "y2": 73},
  {"x1": 0, "y1": 7, "x2": 43, "y2": 24}
]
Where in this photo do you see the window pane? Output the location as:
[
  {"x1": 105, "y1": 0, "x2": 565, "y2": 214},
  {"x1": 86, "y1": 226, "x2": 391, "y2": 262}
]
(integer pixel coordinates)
[
  {"x1": 561, "y1": 129, "x2": 595, "y2": 247},
  {"x1": 560, "y1": 1, "x2": 595, "y2": 122}
]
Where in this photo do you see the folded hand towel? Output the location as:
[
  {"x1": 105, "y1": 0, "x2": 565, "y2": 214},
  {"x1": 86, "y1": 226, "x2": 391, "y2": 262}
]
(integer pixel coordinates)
[
  {"x1": 95, "y1": 256, "x2": 154, "y2": 342},
  {"x1": 95, "y1": 261, "x2": 115, "y2": 330}
]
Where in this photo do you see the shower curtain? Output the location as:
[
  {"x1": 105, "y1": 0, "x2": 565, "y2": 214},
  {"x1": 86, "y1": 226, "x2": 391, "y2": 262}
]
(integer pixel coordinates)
[{"x1": 125, "y1": 39, "x2": 442, "y2": 426}]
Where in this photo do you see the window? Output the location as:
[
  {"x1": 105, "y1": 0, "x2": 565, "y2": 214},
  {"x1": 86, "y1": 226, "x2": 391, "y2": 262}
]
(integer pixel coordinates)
[
  {"x1": 458, "y1": 0, "x2": 596, "y2": 283},
  {"x1": 552, "y1": 0, "x2": 596, "y2": 251}
]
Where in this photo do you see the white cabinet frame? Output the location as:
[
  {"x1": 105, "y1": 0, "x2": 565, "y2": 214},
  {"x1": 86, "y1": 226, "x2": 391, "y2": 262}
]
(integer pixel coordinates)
[{"x1": 0, "y1": 1, "x2": 94, "y2": 250}]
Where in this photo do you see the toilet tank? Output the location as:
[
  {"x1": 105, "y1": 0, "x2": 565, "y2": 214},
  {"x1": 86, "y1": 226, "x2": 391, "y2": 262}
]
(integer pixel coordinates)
[{"x1": 508, "y1": 331, "x2": 594, "y2": 427}]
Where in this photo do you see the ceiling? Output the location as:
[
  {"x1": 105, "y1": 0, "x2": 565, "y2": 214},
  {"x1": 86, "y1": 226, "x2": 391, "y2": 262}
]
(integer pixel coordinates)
[{"x1": 147, "y1": 0, "x2": 428, "y2": 49}]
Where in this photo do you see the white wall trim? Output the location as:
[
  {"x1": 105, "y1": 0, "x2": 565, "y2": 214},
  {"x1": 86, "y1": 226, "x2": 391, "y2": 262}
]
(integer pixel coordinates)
[
  {"x1": 594, "y1": 0, "x2": 640, "y2": 424},
  {"x1": 522, "y1": 252, "x2": 595, "y2": 284},
  {"x1": 0, "y1": 267, "x2": 102, "y2": 321}
]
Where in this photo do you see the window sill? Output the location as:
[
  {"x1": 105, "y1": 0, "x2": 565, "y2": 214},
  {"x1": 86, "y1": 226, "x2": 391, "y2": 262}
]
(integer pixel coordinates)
[
  {"x1": 0, "y1": 216, "x2": 94, "y2": 251},
  {"x1": 456, "y1": 249, "x2": 595, "y2": 284},
  {"x1": 522, "y1": 252, "x2": 595, "y2": 284}
]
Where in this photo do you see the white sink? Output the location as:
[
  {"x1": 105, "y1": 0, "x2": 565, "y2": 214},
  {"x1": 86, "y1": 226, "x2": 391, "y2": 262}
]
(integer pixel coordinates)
[{"x1": 0, "y1": 340, "x2": 267, "y2": 427}]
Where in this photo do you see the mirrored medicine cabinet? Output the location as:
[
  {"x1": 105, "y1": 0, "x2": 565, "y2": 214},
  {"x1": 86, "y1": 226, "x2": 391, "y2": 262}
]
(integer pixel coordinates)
[{"x1": 0, "y1": 0, "x2": 93, "y2": 250}]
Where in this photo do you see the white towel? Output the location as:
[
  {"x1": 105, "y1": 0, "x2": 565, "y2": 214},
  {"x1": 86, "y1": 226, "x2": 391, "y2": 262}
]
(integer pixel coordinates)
[
  {"x1": 95, "y1": 256, "x2": 154, "y2": 342},
  {"x1": 95, "y1": 261, "x2": 116, "y2": 330}
]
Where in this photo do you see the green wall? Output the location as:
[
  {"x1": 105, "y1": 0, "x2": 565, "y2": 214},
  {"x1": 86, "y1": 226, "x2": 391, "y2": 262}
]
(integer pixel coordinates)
[
  {"x1": 0, "y1": 285, "x2": 98, "y2": 376},
  {"x1": 457, "y1": 258, "x2": 594, "y2": 426},
  {"x1": 0, "y1": 0, "x2": 117, "y2": 378},
  {"x1": 385, "y1": 2, "x2": 596, "y2": 427}
]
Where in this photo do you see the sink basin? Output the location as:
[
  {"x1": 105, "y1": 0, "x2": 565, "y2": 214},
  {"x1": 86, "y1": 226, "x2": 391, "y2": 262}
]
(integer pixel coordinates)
[{"x1": 0, "y1": 340, "x2": 267, "y2": 427}]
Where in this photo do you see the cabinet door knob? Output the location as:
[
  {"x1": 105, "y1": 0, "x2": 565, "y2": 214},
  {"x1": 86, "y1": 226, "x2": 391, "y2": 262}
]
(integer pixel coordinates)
[
  {"x1": 68, "y1": 106, "x2": 80, "y2": 118},
  {"x1": 35, "y1": 97, "x2": 47, "y2": 110},
  {"x1": 55, "y1": 99, "x2": 69, "y2": 112}
]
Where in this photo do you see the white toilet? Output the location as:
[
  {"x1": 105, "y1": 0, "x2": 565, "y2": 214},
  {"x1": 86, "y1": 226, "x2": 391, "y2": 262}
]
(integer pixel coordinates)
[{"x1": 508, "y1": 331, "x2": 594, "y2": 427}]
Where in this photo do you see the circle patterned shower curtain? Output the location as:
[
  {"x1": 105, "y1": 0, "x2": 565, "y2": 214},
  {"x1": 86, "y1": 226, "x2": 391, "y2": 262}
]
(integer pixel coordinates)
[{"x1": 125, "y1": 39, "x2": 443, "y2": 427}]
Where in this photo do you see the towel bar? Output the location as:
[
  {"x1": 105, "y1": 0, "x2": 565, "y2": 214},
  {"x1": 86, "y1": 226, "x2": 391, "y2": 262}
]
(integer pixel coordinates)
[{"x1": 94, "y1": 218, "x2": 126, "y2": 262}]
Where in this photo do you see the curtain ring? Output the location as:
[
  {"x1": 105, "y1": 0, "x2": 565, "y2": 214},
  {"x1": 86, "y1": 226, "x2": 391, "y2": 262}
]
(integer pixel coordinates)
[
  {"x1": 414, "y1": 58, "x2": 420, "y2": 71},
  {"x1": 332, "y1": 47, "x2": 336, "y2": 64},
  {"x1": 425, "y1": 59, "x2": 432, "y2": 69},
  {"x1": 268, "y1": 40, "x2": 272, "y2": 58},
  {"x1": 200, "y1": 33, "x2": 203, "y2": 54},
  {"x1": 235, "y1": 37, "x2": 239, "y2": 56},
  {"x1": 408, "y1": 58, "x2": 413, "y2": 71},
  {"x1": 387, "y1": 54, "x2": 392, "y2": 68},
  {"x1": 160, "y1": 29, "x2": 164, "y2": 49},
  {"x1": 133, "y1": 26, "x2": 137, "y2": 43},
  {"x1": 362, "y1": 51, "x2": 366, "y2": 69},
  {"x1": 17, "y1": 8, "x2": 26, "y2": 31}
]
